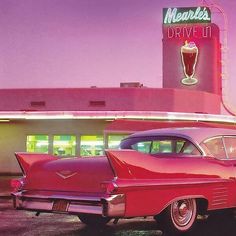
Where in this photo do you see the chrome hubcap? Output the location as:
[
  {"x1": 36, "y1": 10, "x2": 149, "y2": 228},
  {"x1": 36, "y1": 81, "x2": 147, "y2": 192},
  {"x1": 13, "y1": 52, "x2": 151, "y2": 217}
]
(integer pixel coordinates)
[{"x1": 171, "y1": 199, "x2": 194, "y2": 227}]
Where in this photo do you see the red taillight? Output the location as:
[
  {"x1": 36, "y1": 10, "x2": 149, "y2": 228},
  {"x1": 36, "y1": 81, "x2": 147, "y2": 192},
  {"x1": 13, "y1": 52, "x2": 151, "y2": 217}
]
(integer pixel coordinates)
[
  {"x1": 100, "y1": 181, "x2": 118, "y2": 194},
  {"x1": 11, "y1": 178, "x2": 25, "y2": 191}
]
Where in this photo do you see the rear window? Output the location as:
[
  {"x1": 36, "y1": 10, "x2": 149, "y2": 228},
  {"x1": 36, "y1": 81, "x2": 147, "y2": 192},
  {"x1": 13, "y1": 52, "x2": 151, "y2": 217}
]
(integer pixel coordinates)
[
  {"x1": 120, "y1": 136, "x2": 201, "y2": 155},
  {"x1": 202, "y1": 136, "x2": 236, "y2": 159},
  {"x1": 224, "y1": 136, "x2": 236, "y2": 159},
  {"x1": 201, "y1": 137, "x2": 226, "y2": 159}
]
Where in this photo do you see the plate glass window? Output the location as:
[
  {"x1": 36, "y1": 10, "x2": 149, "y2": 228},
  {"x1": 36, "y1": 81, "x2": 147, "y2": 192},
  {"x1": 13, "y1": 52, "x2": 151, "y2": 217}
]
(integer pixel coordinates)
[
  {"x1": 108, "y1": 134, "x2": 128, "y2": 149},
  {"x1": 26, "y1": 135, "x2": 49, "y2": 153},
  {"x1": 80, "y1": 135, "x2": 104, "y2": 156},
  {"x1": 53, "y1": 135, "x2": 76, "y2": 156}
]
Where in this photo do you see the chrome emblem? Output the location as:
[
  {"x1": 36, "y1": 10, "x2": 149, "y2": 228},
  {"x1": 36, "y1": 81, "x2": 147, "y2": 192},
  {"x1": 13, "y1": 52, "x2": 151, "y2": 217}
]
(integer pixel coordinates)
[{"x1": 56, "y1": 170, "x2": 77, "y2": 179}]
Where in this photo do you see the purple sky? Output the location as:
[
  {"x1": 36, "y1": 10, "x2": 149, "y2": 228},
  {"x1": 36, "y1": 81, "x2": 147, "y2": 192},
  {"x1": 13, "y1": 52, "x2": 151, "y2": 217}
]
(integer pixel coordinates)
[{"x1": 0, "y1": 0, "x2": 235, "y2": 109}]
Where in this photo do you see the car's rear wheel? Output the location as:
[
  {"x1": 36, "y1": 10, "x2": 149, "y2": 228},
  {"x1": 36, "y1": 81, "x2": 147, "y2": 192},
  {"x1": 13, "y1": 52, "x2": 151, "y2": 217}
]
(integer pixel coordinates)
[
  {"x1": 155, "y1": 198, "x2": 197, "y2": 234},
  {"x1": 78, "y1": 214, "x2": 111, "y2": 227}
]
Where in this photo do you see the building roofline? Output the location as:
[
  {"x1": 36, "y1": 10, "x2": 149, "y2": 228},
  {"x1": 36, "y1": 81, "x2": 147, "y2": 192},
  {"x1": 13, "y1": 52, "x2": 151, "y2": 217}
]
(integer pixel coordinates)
[{"x1": 0, "y1": 110, "x2": 235, "y2": 124}]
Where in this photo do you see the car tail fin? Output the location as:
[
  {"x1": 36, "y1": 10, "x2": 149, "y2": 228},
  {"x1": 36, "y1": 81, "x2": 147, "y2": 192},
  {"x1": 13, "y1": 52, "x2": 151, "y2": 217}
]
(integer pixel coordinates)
[
  {"x1": 15, "y1": 152, "x2": 56, "y2": 175},
  {"x1": 105, "y1": 149, "x2": 152, "y2": 179}
]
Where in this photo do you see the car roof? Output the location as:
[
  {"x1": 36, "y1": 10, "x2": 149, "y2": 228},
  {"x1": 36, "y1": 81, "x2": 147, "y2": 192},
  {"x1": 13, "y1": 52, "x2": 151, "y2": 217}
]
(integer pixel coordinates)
[{"x1": 125, "y1": 127, "x2": 236, "y2": 144}]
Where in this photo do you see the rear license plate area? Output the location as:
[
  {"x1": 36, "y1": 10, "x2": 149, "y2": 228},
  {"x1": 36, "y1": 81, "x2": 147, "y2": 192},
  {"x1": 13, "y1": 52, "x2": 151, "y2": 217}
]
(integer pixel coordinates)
[{"x1": 52, "y1": 200, "x2": 69, "y2": 212}]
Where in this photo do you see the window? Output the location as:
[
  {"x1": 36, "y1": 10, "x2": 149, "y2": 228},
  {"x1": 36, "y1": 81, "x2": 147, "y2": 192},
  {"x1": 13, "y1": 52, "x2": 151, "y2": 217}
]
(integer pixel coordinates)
[
  {"x1": 53, "y1": 135, "x2": 76, "y2": 157},
  {"x1": 224, "y1": 136, "x2": 236, "y2": 159},
  {"x1": 147, "y1": 139, "x2": 186, "y2": 154},
  {"x1": 150, "y1": 139, "x2": 200, "y2": 155},
  {"x1": 80, "y1": 135, "x2": 104, "y2": 156},
  {"x1": 151, "y1": 140, "x2": 173, "y2": 153},
  {"x1": 202, "y1": 137, "x2": 226, "y2": 159},
  {"x1": 176, "y1": 140, "x2": 186, "y2": 153},
  {"x1": 26, "y1": 135, "x2": 49, "y2": 153},
  {"x1": 108, "y1": 134, "x2": 128, "y2": 149},
  {"x1": 121, "y1": 136, "x2": 201, "y2": 156},
  {"x1": 131, "y1": 141, "x2": 152, "y2": 153}
]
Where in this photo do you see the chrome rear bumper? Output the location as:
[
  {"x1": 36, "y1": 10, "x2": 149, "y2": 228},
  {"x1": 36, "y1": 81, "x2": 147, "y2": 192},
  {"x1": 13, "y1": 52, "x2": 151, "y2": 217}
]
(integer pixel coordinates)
[{"x1": 12, "y1": 191, "x2": 125, "y2": 217}]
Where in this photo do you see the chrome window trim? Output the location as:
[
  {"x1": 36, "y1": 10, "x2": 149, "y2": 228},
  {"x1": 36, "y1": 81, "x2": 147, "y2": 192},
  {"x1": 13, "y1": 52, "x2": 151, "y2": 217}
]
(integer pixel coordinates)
[{"x1": 222, "y1": 136, "x2": 229, "y2": 159}]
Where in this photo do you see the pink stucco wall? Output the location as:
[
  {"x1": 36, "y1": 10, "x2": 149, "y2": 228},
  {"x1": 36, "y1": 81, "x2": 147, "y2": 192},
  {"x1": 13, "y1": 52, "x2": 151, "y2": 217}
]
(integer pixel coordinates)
[{"x1": 0, "y1": 88, "x2": 220, "y2": 114}]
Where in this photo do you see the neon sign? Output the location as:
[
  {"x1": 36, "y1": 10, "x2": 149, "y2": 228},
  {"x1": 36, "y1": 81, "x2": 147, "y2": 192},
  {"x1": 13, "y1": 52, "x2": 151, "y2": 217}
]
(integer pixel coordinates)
[
  {"x1": 167, "y1": 25, "x2": 212, "y2": 38},
  {"x1": 163, "y1": 7, "x2": 211, "y2": 24},
  {"x1": 180, "y1": 41, "x2": 199, "y2": 86}
]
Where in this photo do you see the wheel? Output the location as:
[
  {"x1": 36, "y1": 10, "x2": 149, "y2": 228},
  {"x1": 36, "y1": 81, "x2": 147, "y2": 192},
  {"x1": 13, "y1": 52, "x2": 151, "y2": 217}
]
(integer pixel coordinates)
[
  {"x1": 78, "y1": 214, "x2": 111, "y2": 227},
  {"x1": 155, "y1": 198, "x2": 197, "y2": 234}
]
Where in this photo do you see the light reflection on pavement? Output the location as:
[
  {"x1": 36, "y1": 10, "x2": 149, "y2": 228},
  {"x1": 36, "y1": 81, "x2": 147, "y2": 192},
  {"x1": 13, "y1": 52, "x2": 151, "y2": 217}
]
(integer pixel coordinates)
[{"x1": 1, "y1": 198, "x2": 236, "y2": 236}]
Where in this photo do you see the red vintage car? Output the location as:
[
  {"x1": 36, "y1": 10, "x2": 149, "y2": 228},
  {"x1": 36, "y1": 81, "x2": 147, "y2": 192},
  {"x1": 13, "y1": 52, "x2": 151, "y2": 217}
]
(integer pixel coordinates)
[{"x1": 11, "y1": 127, "x2": 236, "y2": 234}]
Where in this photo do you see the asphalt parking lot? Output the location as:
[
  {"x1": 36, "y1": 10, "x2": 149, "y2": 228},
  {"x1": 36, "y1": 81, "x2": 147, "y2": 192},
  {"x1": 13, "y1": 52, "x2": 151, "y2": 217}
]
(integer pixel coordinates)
[{"x1": 1, "y1": 197, "x2": 236, "y2": 236}]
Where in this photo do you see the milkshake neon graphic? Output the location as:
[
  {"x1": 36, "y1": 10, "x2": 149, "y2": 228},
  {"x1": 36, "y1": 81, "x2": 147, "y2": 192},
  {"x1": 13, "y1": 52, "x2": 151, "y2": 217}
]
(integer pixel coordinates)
[{"x1": 181, "y1": 41, "x2": 199, "y2": 85}]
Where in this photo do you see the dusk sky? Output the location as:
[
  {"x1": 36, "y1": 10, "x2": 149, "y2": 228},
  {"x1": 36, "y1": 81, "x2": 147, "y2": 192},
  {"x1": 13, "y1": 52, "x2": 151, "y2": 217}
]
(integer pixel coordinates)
[{"x1": 0, "y1": 0, "x2": 236, "y2": 110}]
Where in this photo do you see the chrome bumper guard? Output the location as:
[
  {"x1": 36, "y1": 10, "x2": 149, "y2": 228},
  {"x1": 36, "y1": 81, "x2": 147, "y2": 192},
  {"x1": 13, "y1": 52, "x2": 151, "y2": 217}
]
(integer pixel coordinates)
[{"x1": 12, "y1": 192, "x2": 125, "y2": 217}]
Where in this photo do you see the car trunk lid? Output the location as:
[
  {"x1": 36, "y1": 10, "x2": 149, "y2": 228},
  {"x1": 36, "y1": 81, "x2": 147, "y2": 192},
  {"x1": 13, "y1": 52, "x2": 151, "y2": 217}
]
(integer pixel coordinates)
[{"x1": 15, "y1": 153, "x2": 114, "y2": 193}]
